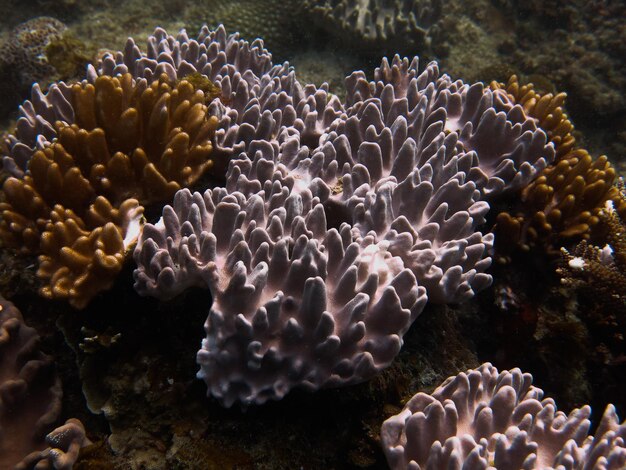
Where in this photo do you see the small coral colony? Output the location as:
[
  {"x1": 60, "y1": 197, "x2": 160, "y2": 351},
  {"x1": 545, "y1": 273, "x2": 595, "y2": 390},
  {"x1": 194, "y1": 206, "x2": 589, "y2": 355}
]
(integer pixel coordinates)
[{"x1": 0, "y1": 11, "x2": 625, "y2": 470}]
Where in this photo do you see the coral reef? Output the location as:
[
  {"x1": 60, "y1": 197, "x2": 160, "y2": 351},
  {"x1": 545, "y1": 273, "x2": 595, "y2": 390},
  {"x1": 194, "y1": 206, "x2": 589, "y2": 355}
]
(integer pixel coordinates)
[
  {"x1": 132, "y1": 25, "x2": 555, "y2": 406},
  {"x1": 303, "y1": 0, "x2": 442, "y2": 55},
  {"x1": 0, "y1": 71, "x2": 219, "y2": 308},
  {"x1": 381, "y1": 362, "x2": 626, "y2": 469},
  {"x1": 0, "y1": 9, "x2": 622, "y2": 467},
  {"x1": 0, "y1": 297, "x2": 63, "y2": 469}
]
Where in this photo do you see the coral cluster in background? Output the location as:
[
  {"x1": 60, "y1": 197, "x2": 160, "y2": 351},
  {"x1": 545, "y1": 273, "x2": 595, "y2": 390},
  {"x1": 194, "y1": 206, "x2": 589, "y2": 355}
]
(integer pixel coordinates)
[
  {"x1": 303, "y1": 0, "x2": 442, "y2": 55},
  {"x1": 0, "y1": 67, "x2": 219, "y2": 308},
  {"x1": 496, "y1": 0, "x2": 626, "y2": 120},
  {"x1": 382, "y1": 363, "x2": 626, "y2": 469},
  {"x1": 0, "y1": 17, "x2": 92, "y2": 120},
  {"x1": 184, "y1": 0, "x2": 306, "y2": 60},
  {"x1": 0, "y1": 17, "x2": 67, "y2": 86},
  {"x1": 0, "y1": 0, "x2": 624, "y2": 165}
]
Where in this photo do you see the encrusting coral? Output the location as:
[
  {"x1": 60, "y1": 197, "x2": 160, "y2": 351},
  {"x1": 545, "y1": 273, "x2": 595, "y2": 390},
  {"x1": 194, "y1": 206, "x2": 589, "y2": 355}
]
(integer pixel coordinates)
[
  {"x1": 1, "y1": 72, "x2": 219, "y2": 308},
  {"x1": 381, "y1": 363, "x2": 626, "y2": 469},
  {"x1": 0, "y1": 17, "x2": 67, "y2": 86},
  {"x1": 130, "y1": 25, "x2": 555, "y2": 406}
]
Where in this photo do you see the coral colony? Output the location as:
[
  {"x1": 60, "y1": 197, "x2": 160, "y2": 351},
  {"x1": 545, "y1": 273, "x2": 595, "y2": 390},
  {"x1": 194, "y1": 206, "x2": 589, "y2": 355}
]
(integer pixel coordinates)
[
  {"x1": 382, "y1": 363, "x2": 626, "y2": 469},
  {"x1": 128, "y1": 25, "x2": 552, "y2": 406},
  {"x1": 1, "y1": 24, "x2": 625, "y2": 468}
]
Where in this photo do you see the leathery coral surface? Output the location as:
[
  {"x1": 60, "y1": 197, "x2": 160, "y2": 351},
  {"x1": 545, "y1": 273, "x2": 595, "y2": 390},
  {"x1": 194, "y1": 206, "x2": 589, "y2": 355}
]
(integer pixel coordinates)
[
  {"x1": 381, "y1": 363, "x2": 626, "y2": 470},
  {"x1": 132, "y1": 26, "x2": 555, "y2": 406},
  {"x1": 0, "y1": 297, "x2": 63, "y2": 469}
]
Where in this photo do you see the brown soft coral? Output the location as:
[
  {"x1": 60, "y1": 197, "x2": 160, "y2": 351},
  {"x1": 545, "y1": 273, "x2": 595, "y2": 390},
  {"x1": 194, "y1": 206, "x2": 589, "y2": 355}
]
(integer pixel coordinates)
[
  {"x1": 0, "y1": 73, "x2": 218, "y2": 308},
  {"x1": 492, "y1": 76, "x2": 625, "y2": 259},
  {"x1": 496, "y1": 150, "x2": 626, "y2": 256},
  {"x1": 69, "y1": 73, "x2": 218, "y2": 201},
  {"x1": 491, "y1": 75, "x2": 575, "y2": 159},
  {"x1": 37, "y1": 199, "x2": 142, "y2": 308}
]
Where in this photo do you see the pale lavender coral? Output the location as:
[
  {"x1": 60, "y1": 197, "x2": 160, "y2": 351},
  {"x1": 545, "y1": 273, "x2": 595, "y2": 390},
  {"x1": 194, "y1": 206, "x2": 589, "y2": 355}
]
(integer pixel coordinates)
[
  {"x1": 381, "y1": 363, "x2": 626, "y2": 470},
  {"x1": 219, "y1": 56, "x2": 499, "y2": 304},
  {"x1": 2, "y1": 81, "x2": 74, "y2": 177},
  {"x1": 16, "y1": 418, "x2": 92, "y2": 470},
  {"x1": 129, "y1": 27, "x2": 557, "y2": 405},
  {"x1": 93, "y1": 25, "x2": 343, "y2": 163},
  {"x1": 136, "y1": 184, "x2": 427, "y2": 406},
  {"x1": 340, "y1": 56, "x2": 555, "y2": 197},
  {"x1": 303, "y1": 0, "x2": 442, "y2": 53}
]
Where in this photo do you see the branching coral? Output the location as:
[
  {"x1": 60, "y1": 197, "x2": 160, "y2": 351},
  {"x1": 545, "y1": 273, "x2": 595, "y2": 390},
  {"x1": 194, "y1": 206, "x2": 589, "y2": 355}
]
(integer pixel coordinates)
[
  {"x1": 1, "y1": 72, "x2": 218, "y2": 308},
  {"x1": 381, "y1": 363, "x2": 626, "y2": 469},
  {"x1": 558, "y1": 196, "x2": 626, "y2": 310},
  {"x1": 558, "y1": 197, "x2": 626, "y2": 352}
]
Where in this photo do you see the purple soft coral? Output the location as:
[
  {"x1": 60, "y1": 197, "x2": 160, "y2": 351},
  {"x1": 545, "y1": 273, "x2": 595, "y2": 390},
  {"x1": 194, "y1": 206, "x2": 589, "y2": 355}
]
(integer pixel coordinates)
[
  {"x1": 132, "y1": 26, "x2": 555, "y2": 406},
  {"x1": 381, "y1": 363, "x2": 626, "y2": 470}
]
